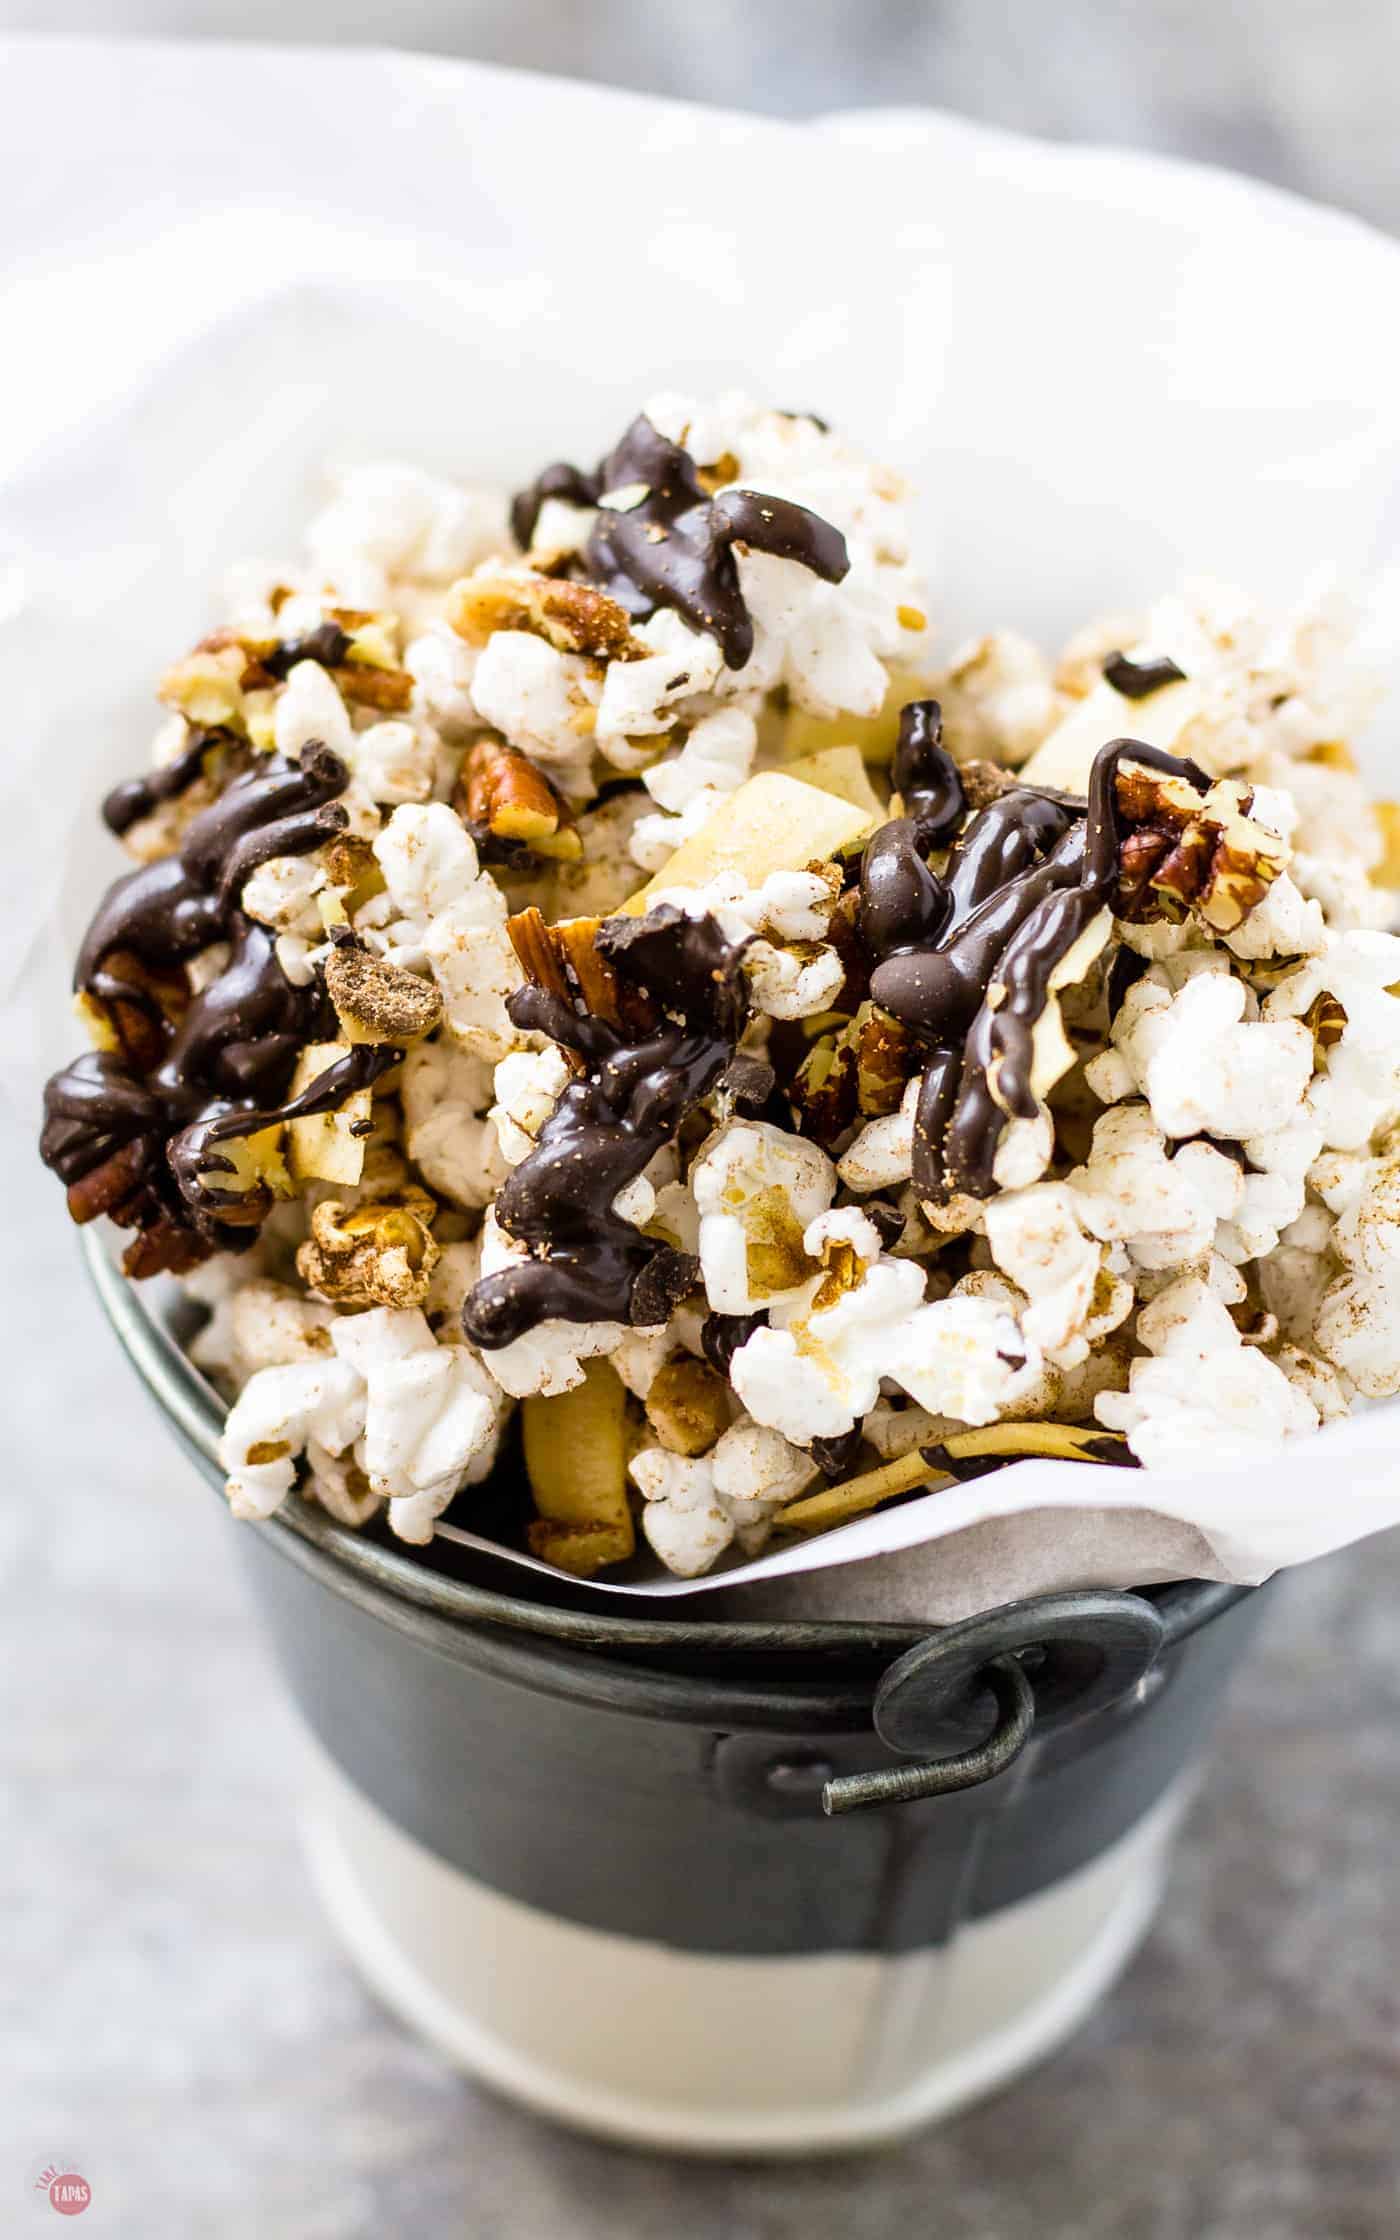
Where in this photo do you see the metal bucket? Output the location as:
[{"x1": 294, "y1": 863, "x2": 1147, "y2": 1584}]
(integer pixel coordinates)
[{"x1": 91, "y1": 1237, "x2": 1265, "y2": 2154}]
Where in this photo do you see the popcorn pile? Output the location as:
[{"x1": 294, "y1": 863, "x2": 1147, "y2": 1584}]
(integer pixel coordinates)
[{"x1": 41, "y1": 395, "x2": 1400, "y2": 1582}]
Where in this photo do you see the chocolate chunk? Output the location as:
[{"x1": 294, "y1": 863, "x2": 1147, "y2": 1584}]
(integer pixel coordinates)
[
  {"x1": 718, "y1": 1055, "x2": 777, "y2": 1114},
  {"x1": 258, "y1": 620, "x2": 353, "y2": 680},
  {"x1": 629, "y1": 1249, "x2": 702, "y2": 1328},
  {"x1": 1102, "y1": 650, "x2": 1187, "y2": 699},
  {"x1": 701, "y1": 1311, "x2": 767, "y2": 1377},
  {"x1": 810, "y1": 1427, "x2": 863, "y2": 1479}
]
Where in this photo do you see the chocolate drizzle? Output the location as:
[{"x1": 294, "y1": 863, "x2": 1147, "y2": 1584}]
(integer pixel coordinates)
[
  {"x1": 866, "y1": 736, "x2": 1210, "y2": 1201},
  {"x1": 41, "y1": 746, "x2": 362, "y2": 1266},
  {"x1": 1102, "y1": 650, "x2": 1187, "y2": 699},
  {"x1": 510, "y1": 415, "x2": 850, "y2": 669},
  {"x1": 101, "y1": 725, "x2": 243, "y2": 839},
  {"x1": 462, "y1": 910, "x2": 751, "y2": 1347}
]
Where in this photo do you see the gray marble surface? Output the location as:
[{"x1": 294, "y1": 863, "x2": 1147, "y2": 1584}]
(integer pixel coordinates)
[{"x1": 8, "y1": 7, "x2": 1400, "y2": 2234}]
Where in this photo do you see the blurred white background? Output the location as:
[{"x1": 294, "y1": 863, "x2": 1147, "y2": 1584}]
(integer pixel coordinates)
[{"x1": 2, "y1": 0, "x2": 1398, "y2": 231}]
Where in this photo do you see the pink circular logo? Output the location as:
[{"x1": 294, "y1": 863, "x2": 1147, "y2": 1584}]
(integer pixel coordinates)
[{"x1": 47, "y1": 2175, "x2": 91, "y2": 2217}]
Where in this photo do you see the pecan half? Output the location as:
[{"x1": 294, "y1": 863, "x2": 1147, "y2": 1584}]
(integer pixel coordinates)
[
  {"x1": 461, "y1": 740, "x2": 581, "y2": 861},
  {"x1": 447, "y1": 569, "x2": 641, "y2": 661}
]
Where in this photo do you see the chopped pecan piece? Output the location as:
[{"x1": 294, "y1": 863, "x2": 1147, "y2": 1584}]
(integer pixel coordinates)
[
  {"x1": 507, "y1": 906, "x2": 655, "y2": 1031},
  {"x1": 121, "y1": 1216, "x2": 211, "y2": 1280},
  {"x1": 295, "y1": 1189, "x2": 439, "y2": 1309},
  {"x1": 1113, "y1": 765, "x2": 1288, "y2": 932},
  {"x1": 461, "y1": 740, "x2": 581, "y2": 861},
  {"x1": 856, "y1": 1006, "x2": 916, "y2": 1116},
  {"x1": 332, "y1": 664, "x2": 413, "y2": 713},
  {"x1": 447, "y1": 569, "x2": 641, "y2": 661},
  {"x1": 63, "y1": 1139, "x2": 153, "y2": 1227}
]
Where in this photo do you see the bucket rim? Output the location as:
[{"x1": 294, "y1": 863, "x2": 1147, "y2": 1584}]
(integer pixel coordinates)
[{"x1": 85, "y1": 1226, "x2": 1255, "y2": 1723}]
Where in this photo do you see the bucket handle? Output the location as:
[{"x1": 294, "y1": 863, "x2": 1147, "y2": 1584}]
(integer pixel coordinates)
[{"x1": 823, "y1": 1590, "x2": 1168, "y2": 1814}]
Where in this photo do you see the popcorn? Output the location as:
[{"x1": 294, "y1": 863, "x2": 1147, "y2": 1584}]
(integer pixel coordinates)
[
  {"x1": 691, "y1": 1120, "x2": 836, "y2": 1315},
  {"x1": 1095, "y1": 1271, "x2": 1319, "y2": 1467},
  {"x1": 401, "y1": 1040, "x2": 506, "y2": 1208},
  {"x1": 984, "y1": 1183, "x2": 1133, "y2": 1368},
  {"x1": 838, "y1": 1077, "x2": 919, "y2": 1193},
  {"x1": 308, "y1": 461, "x2": 508, "y2": 605},
  {"x1": 1071, "y1": 1103, "x2": 1245, "y2": 1273},
  {"x1": 331, "y1": 1308, "x2": 507, "y2": 1543},
  {"x1": 631, "y1": 1416, "x2": 819, "y2": 1575},
  {"x1": 596, "y1": 609, "x2": 725, "y2": 742},
  {"x1": 469, "y1": 630, "x2": 597, "y2": 791},
  {"x1": 1097, "y1": 964, "x2": 1314, "y2": 1144},
  {"x1": 372, "y1": 803, "x2": 523, "y2": 1057},
  {"x1": 220, "y1": 1353, "x2": 366, "y2": 1522},
  {"x1": 1311, "y1": 1140, "x2": 1400, "y2": 1397},
  {"x1": 45, "y1": 399, "x2": 1400, "y2": 1591},
  {"x1": 189, "y1": 1271, "x2": 335, "y2": 1387},
  {"x1": 272, "y1": 658, "x2": 355, "y2": 764},
  {"x1": 641, "y1": 705, "x2": 757, "y2": 812}
]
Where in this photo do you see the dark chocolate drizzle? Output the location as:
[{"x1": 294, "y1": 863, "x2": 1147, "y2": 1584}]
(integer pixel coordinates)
[
  {"x1": 1102, "y1": 650, "x2": 1187, "y2": 699},
  {"x1": 102, "y1": 725, "x2": 242, "y2": 838},
  {"x1": 890, "y1": 699, "x2": 965, "y2": 848},
  {"x1": 41, "y1": 746, "x2": 364, "y2": 1260},
  {"x1": 462, "y1": 910, "x2": 752, "y2": 1347},
  {"x1": 510, "y1": 415, "x2": 850, "y2": 669},
  {"x1": 866, "y1": 736, "x2": 1210, "y2": 1202}
]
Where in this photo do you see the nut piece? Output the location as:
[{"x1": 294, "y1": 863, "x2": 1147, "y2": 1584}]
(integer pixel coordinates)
[
  {"x1": 447, "y1": 568, "x2": 640, "y2": 661},
  {"x1": 520, "y1": 1359, "x2": 636, "y2": 1576},
  {"x1": 121, "y1": 1217, "x2": 211, "y2": 1280},
  {"x1": 157, "y1": 643, "x2": 247, "y2": 727},
  {"x1": 295, "y1": 1188, "x2": 439, "y2": 1309},
  {"x1": 643, "y1": 1356, "x2": 731, "y2": 1457},
  {"x1": 332, "y1": 664, "x2": 413, "y2": 713},
  {"x1": 507, "y1": 906, "x2": 647, "y2": 1031},
  {"x1": 324, "y1": 944, "x2": 443, "y2": 1045},
  {"x1": 462, "y1": 739, "x2": 581, "y2": 861},
  {"x1": 1113, "y1": 765, "x2": 1288, "y2": 932}
]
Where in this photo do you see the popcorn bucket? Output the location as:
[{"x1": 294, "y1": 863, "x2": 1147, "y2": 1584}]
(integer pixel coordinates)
[{"x1": 97, "y1": 1239, "x2": 1266, "y2": 2155}]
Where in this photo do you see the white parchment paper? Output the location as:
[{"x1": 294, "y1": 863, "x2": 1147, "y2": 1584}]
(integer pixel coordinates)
[{"x1": 4, "y1": 38, "x2": 1400, "y2": 1615}]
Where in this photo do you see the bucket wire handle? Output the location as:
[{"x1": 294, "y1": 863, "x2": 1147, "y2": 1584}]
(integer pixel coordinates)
[
  {"x1": 823, "y1": 1590, "x2": 1169, "y2": 1815},
  {"x1": 822, "y1": 1656, "x2": 1035, "y2": 1814}
]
